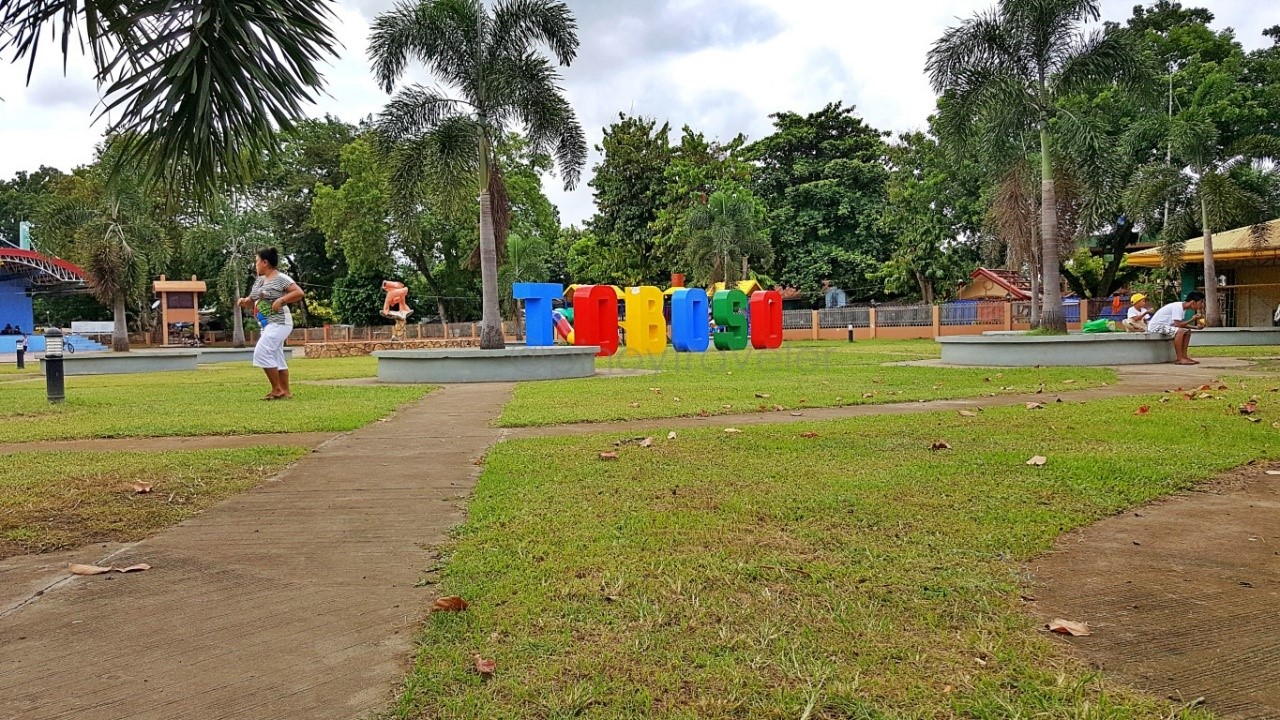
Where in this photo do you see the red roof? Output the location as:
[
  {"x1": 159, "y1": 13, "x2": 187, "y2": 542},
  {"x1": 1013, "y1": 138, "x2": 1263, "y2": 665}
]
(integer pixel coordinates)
[
  {"x1": 0, "y1": 247, "x2": 85, "y2": 286},
  {"x1": 967, "y1": 268, "x2": 1031, "y2": 300}
]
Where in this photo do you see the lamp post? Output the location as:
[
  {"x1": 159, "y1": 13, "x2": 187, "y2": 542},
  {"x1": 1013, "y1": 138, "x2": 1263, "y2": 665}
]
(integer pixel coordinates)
[{"x1": 44, "y1": 327, "x2": 65, "y2": 404}]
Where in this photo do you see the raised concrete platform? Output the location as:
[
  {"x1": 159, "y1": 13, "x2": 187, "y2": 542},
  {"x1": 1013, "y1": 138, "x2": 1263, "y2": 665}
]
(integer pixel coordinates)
[
  {"x1": 938, "y1": 333, "x2": 1175, "y2": 367},
  {"x1": 1189, "y1": 327, "x2": 1280, "y2": 347},
  {"x1": 40, "y1": 350, "x2": 200, "y2": 376},
  {"x1": 375, "y1": 346, "x2": 598, "y2": 383},
  {"x1": 195, "y1": 347, "x2": 294, "y2": 364}
]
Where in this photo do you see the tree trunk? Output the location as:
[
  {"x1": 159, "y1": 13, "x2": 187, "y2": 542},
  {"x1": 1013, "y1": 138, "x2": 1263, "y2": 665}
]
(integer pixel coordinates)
[
  {"x1": 478, "y1": 190, "x2": 504, "y2": 349},
  {"x1": 1029, "y1": 264, "x2": 1041, "y2": 327},
  {"x1": 1038, "y1": 127, "x2": 1066, "y2": 333},
  {"x1": 436, "y1": 298, "x2": 450, "y2": 337},
  {"x1": 232, "y1": 273, "x2": 246, "y2": 348},
  {"x1": 1200, "y1": 194, "x2": 1220, "y2": 327},
  {"x1": 112, "y1": 295, "x2": 130, "y2": 352}
]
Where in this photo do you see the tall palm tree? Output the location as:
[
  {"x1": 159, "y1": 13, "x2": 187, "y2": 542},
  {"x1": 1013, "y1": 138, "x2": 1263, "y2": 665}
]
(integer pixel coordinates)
[
  {"x1": 679, "y1": 189, "x2": 772, "y2": 286},
  {"x1": 927, "y1": 0, "x2": 1139, "y2": 332},
  {"x1": 369, "y1": 0, "x2": 587, "y2": 349},
  {"x1": 1, "y1": 1, "x2": 339, "y2": 195},
  {"x1": 1125, "y1": 110, "x2": 1279, "y2": 325}
]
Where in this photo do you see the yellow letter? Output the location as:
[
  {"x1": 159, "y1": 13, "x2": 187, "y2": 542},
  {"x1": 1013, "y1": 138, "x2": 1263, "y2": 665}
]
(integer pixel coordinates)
[{"x1": 624, "y1": 286, "x2": 667, "y2": 355}]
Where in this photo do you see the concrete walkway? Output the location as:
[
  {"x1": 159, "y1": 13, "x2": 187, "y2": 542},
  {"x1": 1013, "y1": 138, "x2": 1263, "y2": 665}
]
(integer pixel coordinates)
[{"x1": 0, "y1": 383, "x2": 512, "y2": 720}]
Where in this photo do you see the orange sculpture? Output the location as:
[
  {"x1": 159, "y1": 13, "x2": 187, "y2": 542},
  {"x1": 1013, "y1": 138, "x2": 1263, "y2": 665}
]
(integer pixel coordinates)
[{"x1": 381, "y1": 280, "x2": 413, "y2": 340}]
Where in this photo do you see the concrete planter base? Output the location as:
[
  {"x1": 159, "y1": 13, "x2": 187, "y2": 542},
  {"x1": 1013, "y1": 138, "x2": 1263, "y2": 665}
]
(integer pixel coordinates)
[
  {"x1": 1189, "y1": 327, "x2": 1280, "y2": 347},
  {"x1": 41, "y1": 350, "x2": 200, "y2": 376},
  {"x1": 374, "y1": 346, "x2": 598, "y2": 383},
  {"x1": 193, "y1": 347, "x2": 294, "y2": 364},
  {"x1": 937, "y1": 333, "x2": 1175, "y2": 367}
]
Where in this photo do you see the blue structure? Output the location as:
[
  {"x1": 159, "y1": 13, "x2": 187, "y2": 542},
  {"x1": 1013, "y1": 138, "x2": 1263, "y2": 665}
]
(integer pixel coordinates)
[{"x1": 1, "y1": 239, "x2": 90, "y2": 353}]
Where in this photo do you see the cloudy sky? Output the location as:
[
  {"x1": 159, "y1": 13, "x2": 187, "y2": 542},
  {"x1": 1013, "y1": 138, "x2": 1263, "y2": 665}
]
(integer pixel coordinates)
[{"x1": 0, "y1": 0, "x2": 1275, "y2": 225}]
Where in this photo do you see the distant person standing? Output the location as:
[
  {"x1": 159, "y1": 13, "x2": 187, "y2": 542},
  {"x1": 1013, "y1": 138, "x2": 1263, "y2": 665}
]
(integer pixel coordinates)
[
  {"x1": 15, "y1": 331, "x2": 27, "y2": 369},
  {"x1": 238, "y1": 247, "x2": 304, "y2": 400},
  {"x1": 822, "y1": 279, "x2": 847, "y2": 309}
]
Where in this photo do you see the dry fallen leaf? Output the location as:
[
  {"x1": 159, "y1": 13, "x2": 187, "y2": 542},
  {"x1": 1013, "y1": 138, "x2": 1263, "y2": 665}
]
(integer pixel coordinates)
[
  {"x1": 1265, "y1": 470, "x2": 1280, "y2": 476},
  {"x1": 473, "y1": 654, "x2": 496, "y2": 676},
  {"x1": 958, "y1": 410, "x2": 978, "y2": 418},
  {"x1": 1047, "y1": 618, "x2": 1092, "y2": 637},
  {"x1": 433, "y1": 596, "x2": 469, "y2": 612},
  {"x1": 649, "y1": 387, "x2": 662, "y2": 394},
  {"x1": 1025, "y1": 402, "x2": 1045, "y2": 410},
  {"x1": 667, "y1": 431, "x2": 677, "y2": 440},
  {"x1": 1240, "y1": 401, "x2": 1258, "y2": 415},
  {"x1": 698, "y1": 409, "x2": 710, "y2": 417},
  {"x1": 638, "y1": 437, "x2": 654, "y2": 448},
  {"x1": 754, "y1": 392, "x2": 771, "y2": 399},
  {"x1": 722, "y1": 404, "x2": 733, "y2": 410},
  {"x1": 131, "y1": 482, "x2": 153, "y2": 494},
  {"x1": 599, "y1": 452, "x2": 619, "y2": 461},
  {"x1": 1026, "y1": 455, "x2": 1048, "y2": 467},
  {"x1": 1246, "y1": 417, "x2": 1262, "y2": 423},
  {"x1": 1134, "y1": 406, "x2": 1150, "y2": 416},
  {"x1": 863, "y1": 393, "x2": 875, "y2": 399},
  {"x1": 800, "y1": 432, "x2": 819, "y2": 439},
  {"x1": 724, "y1": 428, "x2": 742, "y2": 434},
  {"x1": 1218, "y1": 385, "x2": 1229, "y2": 391},
  {"x1": 930, "y1": 441, "x2": 952, "y2": 451},
  {"x1": 628, "y1": 402, "x2": 640, "y2": 408},
  {"x1": 69, "y1": 564, "x2": 114, "y2": 576},
  {"x1": 790, "y1": 412, "x2": 803, "y2": 417},
  {"x1": 1159, "y1": 397, "x2": 1170, "y2": 404},
  {"x1": 115, "y1": 563, "x2": 151, "y2": 573}
]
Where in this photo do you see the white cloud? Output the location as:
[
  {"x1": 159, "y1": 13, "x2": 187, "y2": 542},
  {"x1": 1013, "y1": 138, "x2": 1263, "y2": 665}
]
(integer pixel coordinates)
[{"x1": 0, "y1": 0, "x2": 1273, "y2": 224}]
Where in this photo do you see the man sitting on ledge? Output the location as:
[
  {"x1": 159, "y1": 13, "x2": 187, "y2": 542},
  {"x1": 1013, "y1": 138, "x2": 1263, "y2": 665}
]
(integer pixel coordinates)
[{"x1": 1147, "y1": 291, "x2": 1206, "y2": 366}]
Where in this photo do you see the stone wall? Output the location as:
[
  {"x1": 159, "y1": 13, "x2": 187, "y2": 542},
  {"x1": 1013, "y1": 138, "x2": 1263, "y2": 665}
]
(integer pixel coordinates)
[{"x1": 303, "y1": 338, "x2": 478, "y2": 359}]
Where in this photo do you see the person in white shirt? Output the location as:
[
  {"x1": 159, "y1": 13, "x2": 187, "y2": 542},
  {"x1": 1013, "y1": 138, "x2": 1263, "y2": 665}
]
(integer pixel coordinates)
[
  {"x1": 1147, "y1": 291, "x2": 1206, "y2": 365},
  {"x1": 1122, "y1": 293, "x2": 1152, "y2": 332}
]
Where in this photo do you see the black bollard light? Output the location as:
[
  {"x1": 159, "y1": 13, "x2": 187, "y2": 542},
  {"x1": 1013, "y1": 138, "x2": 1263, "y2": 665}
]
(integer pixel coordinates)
[
  {"x1": 44, "y1": 327, "x2": 65, "y2": 404},
  {"x1": 847, "y1": 323, "x2": 854, "y2": 343}
]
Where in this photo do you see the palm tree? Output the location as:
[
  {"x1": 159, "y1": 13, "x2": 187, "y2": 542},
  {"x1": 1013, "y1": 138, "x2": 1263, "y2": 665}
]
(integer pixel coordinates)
[
  {"x1": 927, "y1": 0, "x2": 1139, "y2": 332},
  {"x1": 678, "y1": 188, "x2": 772, "y2": 286},
  {"x1": 1125, "y1": 110, "x2": 1279, "y2": 325},
  {"x1": 1, "y1": 1, "x2": 339, "y2": 195},
  {"x1": 368, "y1": 0, "x2": 587, "y2": 349},
  {"x1": 185, "y1": 200, "x2": 275, "y2": 347}
]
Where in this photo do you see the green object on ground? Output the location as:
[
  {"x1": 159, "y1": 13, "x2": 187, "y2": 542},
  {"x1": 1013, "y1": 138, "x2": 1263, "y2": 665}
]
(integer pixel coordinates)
[{"x1": 1082, "y1": 319, "x2": 1112, "y2": 333}]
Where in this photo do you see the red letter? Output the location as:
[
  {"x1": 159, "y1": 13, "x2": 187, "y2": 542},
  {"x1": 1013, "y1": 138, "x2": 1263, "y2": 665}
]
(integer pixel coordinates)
[
  {"x1": 573, "y1": 285, "x2": 620, "y2": 357},
  {"x1": 749, "y1": 290, "x2": 783, "y2": 349}
]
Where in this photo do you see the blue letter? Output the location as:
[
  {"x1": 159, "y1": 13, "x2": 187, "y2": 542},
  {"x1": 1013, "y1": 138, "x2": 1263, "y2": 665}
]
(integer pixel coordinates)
[
  {"x1": 513, "y1": 283, "x2": 563, "y2": 347},
  {"x1": 671, "y1": 288, "x2": 710, "y2": 352}
]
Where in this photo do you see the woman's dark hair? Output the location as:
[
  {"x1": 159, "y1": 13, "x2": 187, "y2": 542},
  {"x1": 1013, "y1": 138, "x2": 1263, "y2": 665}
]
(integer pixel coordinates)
[
  {"x1": 256, "y1": 247, "x2": 279, "y2": 269},
  {"x1": 1185, "y1": 291, "x2": 1205, "y2": 302}
]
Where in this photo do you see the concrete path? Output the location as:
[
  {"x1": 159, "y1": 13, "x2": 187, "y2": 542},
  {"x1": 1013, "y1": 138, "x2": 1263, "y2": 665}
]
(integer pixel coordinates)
[{"x1": 0, "y1": 383, "x2": 512, "y2": 720}]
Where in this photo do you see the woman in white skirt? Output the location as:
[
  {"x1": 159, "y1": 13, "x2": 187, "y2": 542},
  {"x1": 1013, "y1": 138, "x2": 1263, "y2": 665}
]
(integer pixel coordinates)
[{"x1": 239, "y1": 247, "x2": 304, "y2": 400}]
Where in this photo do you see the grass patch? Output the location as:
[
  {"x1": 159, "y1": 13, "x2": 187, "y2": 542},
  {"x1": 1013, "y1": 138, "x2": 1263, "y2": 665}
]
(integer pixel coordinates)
[
  {"x1": 501, "y1": 341, "x2": 1114, "y2": 426},
  {"x1": 0, "y1": 446, "x2": 304, "y2": 557},
  {"x1": 396, "y1": 380, "x2": 1280, "y2": 718},
  {"x1": 0, "y1": 357, "x2": 426, "y2": 442},
  {"x1": 1191, "y1": 344, "x2": 1280, "y2": 358}
]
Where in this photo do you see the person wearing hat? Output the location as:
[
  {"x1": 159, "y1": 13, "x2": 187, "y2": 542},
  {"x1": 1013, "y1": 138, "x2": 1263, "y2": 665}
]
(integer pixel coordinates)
[{"x1": 1122, "y1": 293, "x2": 1152, "y2": 332}]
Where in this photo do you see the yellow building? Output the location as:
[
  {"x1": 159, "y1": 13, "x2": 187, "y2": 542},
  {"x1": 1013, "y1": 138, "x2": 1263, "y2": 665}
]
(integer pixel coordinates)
[{"x1": 1126, "y1": 220, "x2": 1280, "y2": 327}]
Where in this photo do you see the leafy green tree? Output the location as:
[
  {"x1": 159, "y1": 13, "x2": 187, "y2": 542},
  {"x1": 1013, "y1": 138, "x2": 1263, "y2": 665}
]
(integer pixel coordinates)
[
  {"x1": 369, "y1": 0, "x2": 587, "y2": 349},
  {"x1": 584, "y1": 114, "x2": 673, "y2": 285},
  {"x1": 255, "y1": 116, "x2": 358, "y2": 324},
  {"x1": 677, "y1": 187, "x2": 772, "y2": 286},
  {"x1": 927, "y1": 0, "x2": 1141, "y2": 331},
  {"x1": 2, "y1": 0, "x2": 339, "y2": 194},
  {"x1": 183, "y1": 200, "x2": 274, "y2": 347},
  {"x1": 331, "y1": 273, "x2": 394, "y2": 326},
  {"x1": 35, "y1": 142, "x2": 171, "y2": 350},
  {"x1": 746, "y1": 102, "x2": 891, "y2": 302},
  {"x1": 652, "y1": 128, "x2": 755, "y2": 274},
  {"x1": 877, "y1": 131, "x2": 982, "y2": 303},
  {"x1": 0, "y1": 167, "x2": 66, "y2": 246}
]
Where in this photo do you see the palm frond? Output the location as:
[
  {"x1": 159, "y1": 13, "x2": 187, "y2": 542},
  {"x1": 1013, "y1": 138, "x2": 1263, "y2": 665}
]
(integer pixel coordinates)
[
  {"x1": 1053, "y1": 26, "x2": 1146, "y2": 98},
  {"x1": 375, "y1": 85, "x2": 473, "y2": 141},
  {"x1": 492, "y1": 0, "x2": 578, "y2": 66},
  {"x1": 926, "y1": 7, "x2": 1013, "y2": 94}
]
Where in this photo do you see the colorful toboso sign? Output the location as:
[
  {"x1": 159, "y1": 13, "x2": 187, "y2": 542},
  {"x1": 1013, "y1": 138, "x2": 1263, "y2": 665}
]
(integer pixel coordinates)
[{"x1": 513, "y1": 283, "x2": 784, "y2": 357}]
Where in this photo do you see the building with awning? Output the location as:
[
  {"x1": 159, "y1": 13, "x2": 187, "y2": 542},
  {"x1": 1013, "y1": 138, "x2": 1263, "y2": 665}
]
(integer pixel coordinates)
[{"x1": 1126, "y1": 220, "x2": 1280, "y2": 326}]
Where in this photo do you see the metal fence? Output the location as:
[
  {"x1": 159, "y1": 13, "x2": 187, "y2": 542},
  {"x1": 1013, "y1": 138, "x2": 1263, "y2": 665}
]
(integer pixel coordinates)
[{"x1": 817, "y1": 307, "x2": 871, "y2": 328}]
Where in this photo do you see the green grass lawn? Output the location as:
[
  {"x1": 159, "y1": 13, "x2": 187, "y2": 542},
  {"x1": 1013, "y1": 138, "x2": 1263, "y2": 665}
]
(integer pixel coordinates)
[
  {"x1": 501, "y1": 340, "x2": 1116, "y2": 426},
  {"x1": 0, "y1": 357, "x2": 426, "y2": 442},
  {"x1": 1191, "y1": 344, "x2": 1280, "y2": 358},
  {"x1": 395, "y1": 381, "x2": 1280, "y2": 718},
  {"x1": 0, "y1": 447, "x2": 304, "y2": 557}
]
